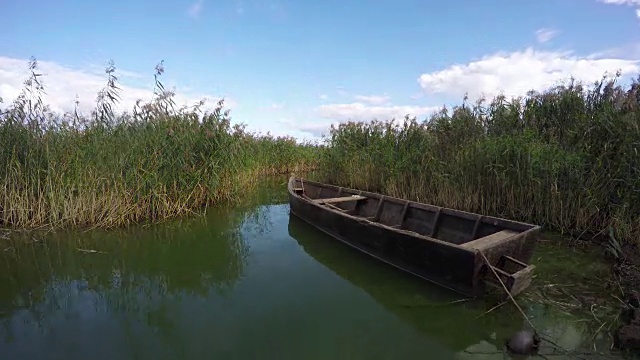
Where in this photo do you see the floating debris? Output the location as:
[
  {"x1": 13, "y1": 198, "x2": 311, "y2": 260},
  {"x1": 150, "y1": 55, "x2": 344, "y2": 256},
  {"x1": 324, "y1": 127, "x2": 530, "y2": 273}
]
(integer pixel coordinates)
[{"x1": 76, "y1": 248, "x2": 106, "y2": 254}]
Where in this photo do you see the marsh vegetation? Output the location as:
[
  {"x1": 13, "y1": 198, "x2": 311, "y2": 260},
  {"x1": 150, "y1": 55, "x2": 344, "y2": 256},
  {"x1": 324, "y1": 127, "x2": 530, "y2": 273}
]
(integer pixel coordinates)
[
  {"x1": 0, "y1": 58, "x2": 318, "y2": 229},
  {"x1": 320, "y1": 74, "x2": 640, "y2": 248},
  {"x1": 2, "y1": 57, "x2": 639, "y2": 252}
]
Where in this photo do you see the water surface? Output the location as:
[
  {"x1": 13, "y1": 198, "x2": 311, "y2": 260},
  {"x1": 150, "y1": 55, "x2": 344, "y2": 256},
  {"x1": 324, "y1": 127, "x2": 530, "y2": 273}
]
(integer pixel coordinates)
[{"x1": 0, "y1": 179, "x2": 633, "y2": 359}]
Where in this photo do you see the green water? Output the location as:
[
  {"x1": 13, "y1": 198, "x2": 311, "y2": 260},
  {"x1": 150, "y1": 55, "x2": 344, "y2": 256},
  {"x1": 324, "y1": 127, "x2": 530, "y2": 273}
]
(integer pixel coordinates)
[{"x1": 0, "y1": 179, "x2": 634, "y2": 360}]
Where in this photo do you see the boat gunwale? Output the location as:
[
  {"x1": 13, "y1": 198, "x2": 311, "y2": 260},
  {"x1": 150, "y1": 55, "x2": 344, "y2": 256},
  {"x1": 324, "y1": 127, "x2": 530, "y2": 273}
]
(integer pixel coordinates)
[{"x1": 287, "y1": 176, "x2": 542, "y2": 251}]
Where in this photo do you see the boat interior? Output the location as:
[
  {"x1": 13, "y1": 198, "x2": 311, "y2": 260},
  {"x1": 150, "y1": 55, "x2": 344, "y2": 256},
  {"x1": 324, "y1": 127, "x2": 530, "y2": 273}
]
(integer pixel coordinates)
[{"x1": 290, "y1": 177, "x2": 536, "y2": 250}]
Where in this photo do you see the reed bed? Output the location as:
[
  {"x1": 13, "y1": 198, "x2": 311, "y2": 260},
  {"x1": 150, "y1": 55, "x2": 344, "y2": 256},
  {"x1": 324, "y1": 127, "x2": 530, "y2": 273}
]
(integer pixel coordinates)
[
  {"x1": 0, "y1": 58, "x2": 319, "y2": 229},
  {"x1": 319, "y1": 74, "x2": 640, "y2": 245}
]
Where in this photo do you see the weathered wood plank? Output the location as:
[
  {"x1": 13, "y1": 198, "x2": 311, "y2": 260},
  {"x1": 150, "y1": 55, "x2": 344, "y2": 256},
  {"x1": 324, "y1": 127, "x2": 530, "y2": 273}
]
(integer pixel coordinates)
[
  {"x1": 461, "y1": 229, "x2": 518, "y2": 250},
  {"x1": 429, "y1": 208, "x2": 442, "y2": 237},
  {"x1": 368, "y1": 196, "x2": 385, "y2": 222},
  {"x1": 507, "y1": 264, "x2": 535, "y2": 296},
  {"x1": 470, "y1": 216, "x2": 482, "y2": 241},
  {"x1": 396, "y1": 200, "x2": 410, "y2": 228},
  {"x1": 313, "y1": 195, "x2": 367, "y2": 205}
]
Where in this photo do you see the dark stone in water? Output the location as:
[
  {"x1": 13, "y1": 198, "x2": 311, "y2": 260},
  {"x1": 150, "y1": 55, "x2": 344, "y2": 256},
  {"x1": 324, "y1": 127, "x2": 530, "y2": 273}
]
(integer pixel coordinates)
[
  {"x1": 612, "y1": 242, "x2": 640, "y2": 353},
  {"x1": 506, "y1": 330, "x2": 540, "y2": 355},
  {"x1": 615, "y1": 291, "x2": 640, "y2": 351},
  {"x1": 616, "y1": 294, "x2": 640, "y2": 352},
  {"x1": 629, "y1": 291, "x2": 640, "y2": 310},
  {"x1": 616, "y1": 324, "x2": 640, "y2": 351}
]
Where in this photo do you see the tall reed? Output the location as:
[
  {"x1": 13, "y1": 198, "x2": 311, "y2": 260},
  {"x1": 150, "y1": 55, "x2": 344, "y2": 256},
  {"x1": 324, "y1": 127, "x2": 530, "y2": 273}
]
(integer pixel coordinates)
[
  {"x1": 0, "y1": 58, "x2": 319, "y2": 229},
  {"x1": 320, "y1": 74, "x2": 640, "y2": 244}
]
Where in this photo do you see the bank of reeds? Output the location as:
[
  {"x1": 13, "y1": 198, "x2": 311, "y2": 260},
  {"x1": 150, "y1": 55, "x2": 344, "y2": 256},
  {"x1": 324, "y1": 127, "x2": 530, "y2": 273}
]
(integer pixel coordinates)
[
  {"x1": 0, "y1": 58, "x2": 319, "y2": 229},
  {"x1": 320, "y1": 74, "x2": 640, "y2": 245}
]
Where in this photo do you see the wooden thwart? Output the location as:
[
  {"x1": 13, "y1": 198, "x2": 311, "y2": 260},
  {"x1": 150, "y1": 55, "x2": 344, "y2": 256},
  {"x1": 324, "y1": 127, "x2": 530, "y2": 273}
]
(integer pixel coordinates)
[
  {"x1": 313, "y1": 195, "x2": 367, "y2": 205},
  {"x1": 461, "y1": 229, "x2": 518, "y2": 250}
]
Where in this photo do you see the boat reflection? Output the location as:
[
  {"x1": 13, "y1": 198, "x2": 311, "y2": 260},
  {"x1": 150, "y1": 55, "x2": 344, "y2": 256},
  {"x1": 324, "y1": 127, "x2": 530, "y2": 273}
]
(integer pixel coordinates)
[{"x1": 287, "y1": 213, "x2": 524, "y2": 353}]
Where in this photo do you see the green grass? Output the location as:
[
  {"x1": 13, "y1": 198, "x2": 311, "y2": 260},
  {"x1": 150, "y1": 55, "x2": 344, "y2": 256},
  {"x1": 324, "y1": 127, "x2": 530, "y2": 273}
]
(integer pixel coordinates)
[
  {"x1": 0, "y1": 58, "x2": 320, "y2": 229},
  {"x1": 319, "y1": 73, "x2": 640, "y2": 245}
]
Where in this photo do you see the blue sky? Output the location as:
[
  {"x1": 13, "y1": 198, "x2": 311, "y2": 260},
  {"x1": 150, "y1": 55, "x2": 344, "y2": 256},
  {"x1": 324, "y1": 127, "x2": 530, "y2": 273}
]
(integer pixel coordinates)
[{"x1": 1, "y1": 0, "x2": 639, "y2": 141}]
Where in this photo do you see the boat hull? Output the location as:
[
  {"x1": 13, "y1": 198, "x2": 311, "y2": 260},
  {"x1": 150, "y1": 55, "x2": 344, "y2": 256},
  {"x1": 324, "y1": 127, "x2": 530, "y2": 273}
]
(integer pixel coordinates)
[{"x1": 287, "y1": 176, "x2": 540, "y2": 298}]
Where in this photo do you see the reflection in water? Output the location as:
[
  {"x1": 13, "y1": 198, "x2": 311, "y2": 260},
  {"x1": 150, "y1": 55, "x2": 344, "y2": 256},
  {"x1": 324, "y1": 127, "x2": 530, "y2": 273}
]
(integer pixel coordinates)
[
  {"x1": 0, "y1": 177, "x2": 633, "y2": 360},
  {"x1": 287, "y1": 214, "x2": 632, "y2": 360},
  {"x1": 0, "y1": 203, "x2": 451, "y2": 360},
  {"x1": 0, "y1": 205, "x2": 253, "y2": 360},
  {"x1": 0, "y1": 174, "x2": 290, "y2": 319},
  {"x1": 1, "y1": 206, "x2": 250, "y2": 308},
  {"x1": 287, "y1": 214, "x2": 519, "y2": 353}
]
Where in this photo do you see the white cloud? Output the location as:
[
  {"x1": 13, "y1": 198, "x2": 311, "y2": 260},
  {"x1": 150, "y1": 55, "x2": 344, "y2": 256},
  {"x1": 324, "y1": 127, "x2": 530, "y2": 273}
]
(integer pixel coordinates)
[
  {"x1": 535, "y1": 28, "x2": 558, "y2": 43},
  {"x1": 353, "y1": 94, "x2": 391, "y2": 105},
  {"x1": 284, "y1": 102, "x2": 440, "y2": 138},
  {"x1": 0, "y1": 56, "x2": 232, "y2": 116},
  {"x1": 316, "y1": 102, "x2": 439, "y2": 122},
  {"x1": 318, "y1": 94, "x2": 329, "y2": 100},
  {"x1": 280, "y1": 102, "x2": 439, "y2": 138},
  {"x1": 277, "y1": 118, "x2": 334, "y2": 138},
  {"x1": 599, "y1": 0, "x2": 640, "y2": 5},
  {"x1": 418, "y1": 47, "x2": 640, "y2": 101},
  {"x1": 297, "y1": 123, "x2": 334, "y2": 139},
  {"x1": 598, "y1": 0, "x2": 640, "y2": 20},
  {"x1": 188, "y1": 0, "x2": 204, "y2": 18}
]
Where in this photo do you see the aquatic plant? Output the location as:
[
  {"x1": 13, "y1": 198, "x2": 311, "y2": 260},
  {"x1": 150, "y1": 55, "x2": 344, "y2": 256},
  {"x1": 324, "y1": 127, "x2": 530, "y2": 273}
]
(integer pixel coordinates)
[
  {"x1": 320, "y1": 74, "x2": 640, "y2": 245},
  {"x1": 0, "y1": 57, "x2": 319, "y2": 229}
]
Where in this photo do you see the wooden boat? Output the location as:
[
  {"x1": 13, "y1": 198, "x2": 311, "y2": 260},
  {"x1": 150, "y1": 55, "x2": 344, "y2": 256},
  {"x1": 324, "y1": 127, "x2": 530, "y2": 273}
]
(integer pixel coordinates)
[{"x1": 287, "y1": 176, "x2": 541, "y2": 298}]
